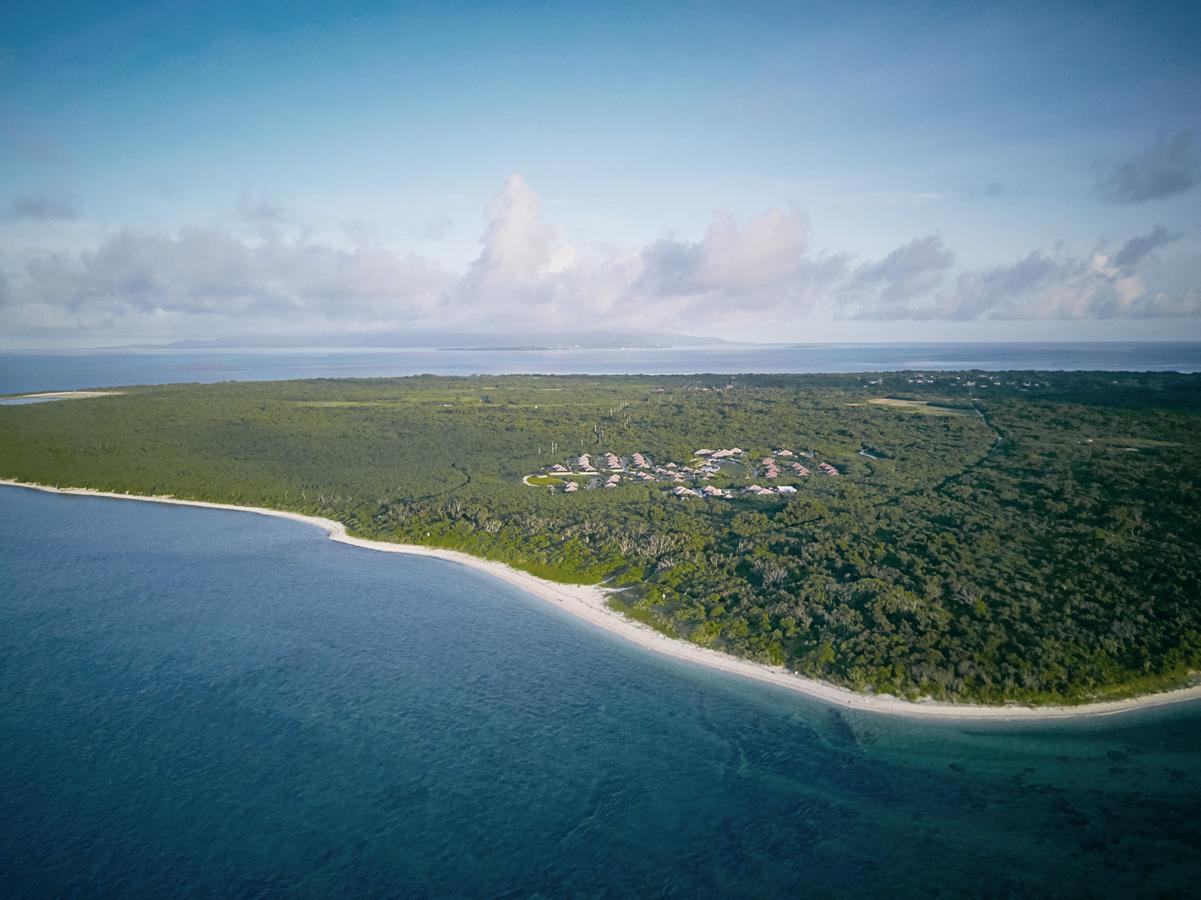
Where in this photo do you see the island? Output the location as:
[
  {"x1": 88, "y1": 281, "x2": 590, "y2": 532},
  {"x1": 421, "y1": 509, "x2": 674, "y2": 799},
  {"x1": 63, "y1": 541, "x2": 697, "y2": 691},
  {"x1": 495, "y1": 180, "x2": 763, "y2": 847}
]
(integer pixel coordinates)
[{"x1": 2, "y1": 371, "x2": 1199, "y2": 712}]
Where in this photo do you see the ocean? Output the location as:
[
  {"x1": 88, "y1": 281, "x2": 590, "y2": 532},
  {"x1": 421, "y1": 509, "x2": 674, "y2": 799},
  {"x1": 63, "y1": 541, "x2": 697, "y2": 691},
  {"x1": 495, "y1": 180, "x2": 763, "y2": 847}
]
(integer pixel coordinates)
[
  {"x1": 1, "y1": 341, "x2": 1200, "y2": 394},
  {"x1": 1, "y1": 486, "x2": 1199, "y2": 896}
]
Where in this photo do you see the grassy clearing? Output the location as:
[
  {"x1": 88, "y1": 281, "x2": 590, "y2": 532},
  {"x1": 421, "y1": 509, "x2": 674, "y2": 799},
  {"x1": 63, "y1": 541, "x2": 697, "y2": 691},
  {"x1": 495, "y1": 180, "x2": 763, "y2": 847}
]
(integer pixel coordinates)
[
  {"x1": 867, "y1": 398, "x2": 971, "y2": 416},
  {"x1": 1094, "y1": 436, "x2": 1182, "y2": 448}
]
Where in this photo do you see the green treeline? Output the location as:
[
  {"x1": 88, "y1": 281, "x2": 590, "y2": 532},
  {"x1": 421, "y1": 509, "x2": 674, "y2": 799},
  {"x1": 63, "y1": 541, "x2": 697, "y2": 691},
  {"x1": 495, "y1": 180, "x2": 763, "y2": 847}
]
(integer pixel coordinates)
[{"x1": 2, "y1": 370, "x2": 1199, "y2": 705}]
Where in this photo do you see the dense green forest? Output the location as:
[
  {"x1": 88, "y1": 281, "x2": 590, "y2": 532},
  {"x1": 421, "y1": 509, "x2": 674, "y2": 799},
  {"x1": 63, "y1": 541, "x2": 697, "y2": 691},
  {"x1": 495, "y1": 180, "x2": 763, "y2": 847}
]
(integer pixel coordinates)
[{"x1": 3, "y1": 371, "x2": 1199, "y2": 705}]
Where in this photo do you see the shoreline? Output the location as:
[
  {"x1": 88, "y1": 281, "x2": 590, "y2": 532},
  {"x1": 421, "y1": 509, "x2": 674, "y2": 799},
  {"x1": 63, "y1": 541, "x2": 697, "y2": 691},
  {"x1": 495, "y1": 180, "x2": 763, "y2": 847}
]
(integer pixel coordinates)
[
  {"x1": 3, "y1": 477, "x2": 1200, "y2": 721},
  {"x1": 5, "y1": 390, "x2": 124, "y2": 400}
]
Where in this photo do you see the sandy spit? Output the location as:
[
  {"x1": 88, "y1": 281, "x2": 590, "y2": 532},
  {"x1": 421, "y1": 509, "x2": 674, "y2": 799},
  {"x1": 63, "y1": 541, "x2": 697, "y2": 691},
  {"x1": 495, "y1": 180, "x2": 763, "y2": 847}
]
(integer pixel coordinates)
[
  {"x1": 3, "y1": 478, "x2": 1199, "y2": 721},
  {"x1": 9, "y1": 391, "x2": 125, "y2": 399}
]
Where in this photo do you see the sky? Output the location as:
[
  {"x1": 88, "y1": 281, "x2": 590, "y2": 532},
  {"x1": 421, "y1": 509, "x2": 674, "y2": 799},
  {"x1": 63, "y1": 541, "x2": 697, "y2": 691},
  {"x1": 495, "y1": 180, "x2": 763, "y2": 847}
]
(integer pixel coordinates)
[{"x1": 1, "y1": 0, "x2": 1200, "y2": 347}]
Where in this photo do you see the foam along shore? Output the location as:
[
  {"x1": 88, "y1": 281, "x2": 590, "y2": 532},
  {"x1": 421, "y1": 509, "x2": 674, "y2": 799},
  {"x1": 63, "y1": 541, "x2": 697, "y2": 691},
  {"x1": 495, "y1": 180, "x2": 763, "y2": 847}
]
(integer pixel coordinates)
[{"x1": 3, "y1": 477, "x2": 1199, "y2": 721}]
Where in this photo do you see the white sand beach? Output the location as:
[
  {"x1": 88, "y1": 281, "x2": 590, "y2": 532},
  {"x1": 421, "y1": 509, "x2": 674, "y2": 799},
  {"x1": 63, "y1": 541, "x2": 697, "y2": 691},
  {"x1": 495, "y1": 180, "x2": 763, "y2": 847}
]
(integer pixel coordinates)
[
  {"x1": 3, "y1": 477, "x2": 1199, "y2": 721},
  {"x1": 8, "y1": 391, "x2": 124, "y2": 400}
]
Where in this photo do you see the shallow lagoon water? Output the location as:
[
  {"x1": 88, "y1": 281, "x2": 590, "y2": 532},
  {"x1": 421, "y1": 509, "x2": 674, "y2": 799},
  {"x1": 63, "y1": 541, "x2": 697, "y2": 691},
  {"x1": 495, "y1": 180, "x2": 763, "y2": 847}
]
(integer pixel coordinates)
[
  {"x1": 2, "y1": 486, "x2": 1199, "y2": 896},
  {"x1": 2, "y1": 341, "x2": 1199, "y2": 394}
]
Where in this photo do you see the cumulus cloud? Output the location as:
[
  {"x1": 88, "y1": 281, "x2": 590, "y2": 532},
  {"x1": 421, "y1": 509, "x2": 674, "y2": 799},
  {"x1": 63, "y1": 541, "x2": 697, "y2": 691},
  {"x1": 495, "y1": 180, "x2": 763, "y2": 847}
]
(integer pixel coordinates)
[
  {"x1": 842, "y1": 235, "x2": 954, "y2": 315},
  {"x1": 1096, "y1": 130, "x2": 1200, "y2": 204},
  {"x1": 6, "y1": 190, "x2": 76, "y2": 220},
  {"x1": 1, "y1": 175, "x2": 1198, "y2": 343},
  {"x1": 1111, "y1": 225, "x2": 1182, "y2": 268},
  {"x1": 449, "y1": 186, "x2": 846, "y2": 329},
  {"x1": 642, "y1": 209, "x2": 804, "y2": 294},
  {"x1": 922, "y1": 227, "x2": 1196, "y2": 320},
  {"x1": 450, "y1": 185, "x2": 1194, "y2": 325},
  {"x1": 636, "y1": 208, "x2": 846, "y2": 315},
  {"x1": 446, "y1": 174, "x2": 592, "y2": 325},
  {"x1": 462, "y1": 175, "x2": 575, "y2": 288},
  {"x1": 4, "y1": 227, "x2": 448, "y2": 334}
]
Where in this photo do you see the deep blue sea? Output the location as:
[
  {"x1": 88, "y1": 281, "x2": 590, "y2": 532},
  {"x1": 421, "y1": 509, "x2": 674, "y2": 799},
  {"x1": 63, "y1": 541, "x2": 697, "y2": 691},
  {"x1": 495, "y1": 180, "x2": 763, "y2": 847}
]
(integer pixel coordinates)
[
  {"x1": 1, "y1": 341, "x2": 1199, "y2": 394},
  {"x1": 2, "y1": 486, "x2": 1200, "y2": 897}
]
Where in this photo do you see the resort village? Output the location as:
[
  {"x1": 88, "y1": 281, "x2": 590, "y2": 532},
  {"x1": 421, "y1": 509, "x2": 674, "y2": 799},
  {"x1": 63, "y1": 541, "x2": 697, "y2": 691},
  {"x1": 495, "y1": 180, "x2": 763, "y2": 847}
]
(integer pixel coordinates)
[{"x1": 524, "y1": 447, "x2": 841, "y2": 500}]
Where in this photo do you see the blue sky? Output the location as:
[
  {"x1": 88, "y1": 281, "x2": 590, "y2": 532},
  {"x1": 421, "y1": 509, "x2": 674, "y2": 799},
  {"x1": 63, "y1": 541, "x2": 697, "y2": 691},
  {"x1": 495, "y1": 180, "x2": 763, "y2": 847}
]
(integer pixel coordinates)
[{"x1": 2, "y1": 0, "x2": 1199, "y2": 346}]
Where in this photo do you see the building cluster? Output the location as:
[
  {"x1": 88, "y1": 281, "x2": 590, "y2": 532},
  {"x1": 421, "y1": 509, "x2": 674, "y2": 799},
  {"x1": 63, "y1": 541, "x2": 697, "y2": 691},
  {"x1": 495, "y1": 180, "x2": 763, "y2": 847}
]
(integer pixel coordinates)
[
  {"x1": 527, "y1": 443, "x2": 842, "y2": 500},
  {"x1": 758, "y1": 450, "x2": 816, "y2": 480},
  {"x1": 673, "y1": 484, "x2": 734, "y2": 499},
  {"x1": 745, "y1": 484, "x2": 797, "y2": 497}
]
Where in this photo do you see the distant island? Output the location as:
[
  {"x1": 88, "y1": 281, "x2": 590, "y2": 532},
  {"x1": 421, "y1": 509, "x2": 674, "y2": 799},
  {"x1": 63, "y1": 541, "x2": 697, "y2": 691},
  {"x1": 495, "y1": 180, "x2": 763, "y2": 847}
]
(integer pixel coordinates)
[
  {"x1": 122, "y1": 330, "x2": 743, "y2": 352},
  {"x1": 2, "y1": 371, "x2": 1199, "y2": 709},
  {"x1": 440, "y1": 344, "x2": 678, "y2": 352}
]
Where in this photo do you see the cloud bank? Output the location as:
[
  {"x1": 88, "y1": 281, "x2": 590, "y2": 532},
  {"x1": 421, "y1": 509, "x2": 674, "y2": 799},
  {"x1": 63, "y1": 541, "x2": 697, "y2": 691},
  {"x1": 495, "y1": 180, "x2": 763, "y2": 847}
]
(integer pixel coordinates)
[
  {"x1": 6, "y1": 228, "x2": 446, "y2": 337},
  {"x1": 6, "y1": 190, "x2": 77, "y2": 221},
  {"x1": 1096, "y1": 130, "x2": 1199, "y2": 204},
  {"x1": 1, "y1": 175, "x2": 1197, "y2": 343}
]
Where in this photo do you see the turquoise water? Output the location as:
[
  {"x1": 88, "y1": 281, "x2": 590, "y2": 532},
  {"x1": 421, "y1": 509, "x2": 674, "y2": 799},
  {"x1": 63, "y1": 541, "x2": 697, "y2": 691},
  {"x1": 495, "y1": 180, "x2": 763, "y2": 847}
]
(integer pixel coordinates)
[
  {"x1": 2, "y1": 342, "x2": 1199, "y2": 393},
  {"x1": 2, "y1": 486, "x2": 1200, "y2": 896}
]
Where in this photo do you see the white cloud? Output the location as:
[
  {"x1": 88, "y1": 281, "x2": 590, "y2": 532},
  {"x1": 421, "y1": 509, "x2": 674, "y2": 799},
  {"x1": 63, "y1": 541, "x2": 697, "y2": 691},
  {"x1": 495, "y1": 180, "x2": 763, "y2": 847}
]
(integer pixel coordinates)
[
  {"x1": 918, "y1": 229, "x2": 1195, "y2": 320},
  {"x1": 1, "y1": 176, "x2": 1198, "y2": 344},
  {"x1": 3, "y1": 227, "x2": 448, "y2": 335},
  {"x1": 635, "y1": 208, "x2": 847, "y2": 319},
  {"x1": 447, "y1": 174, "x2": 594, "y2": 326},
  {"x1": 465, "y1": 174, "x2": 574, "y2": 286}
]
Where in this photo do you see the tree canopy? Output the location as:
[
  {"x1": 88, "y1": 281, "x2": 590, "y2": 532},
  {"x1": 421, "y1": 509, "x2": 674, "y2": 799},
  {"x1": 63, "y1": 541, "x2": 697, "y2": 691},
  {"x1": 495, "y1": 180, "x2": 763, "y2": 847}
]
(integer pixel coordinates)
[{"x1": 3, "y1": 370, "x2": 1199, "y2": 705}]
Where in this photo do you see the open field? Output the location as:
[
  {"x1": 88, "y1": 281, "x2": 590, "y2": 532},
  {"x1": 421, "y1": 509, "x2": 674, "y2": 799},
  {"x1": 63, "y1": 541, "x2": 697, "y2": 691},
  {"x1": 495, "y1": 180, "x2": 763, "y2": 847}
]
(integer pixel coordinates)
[{"x1": 865, "y1": 397, "x2": 972, "y2": 415}]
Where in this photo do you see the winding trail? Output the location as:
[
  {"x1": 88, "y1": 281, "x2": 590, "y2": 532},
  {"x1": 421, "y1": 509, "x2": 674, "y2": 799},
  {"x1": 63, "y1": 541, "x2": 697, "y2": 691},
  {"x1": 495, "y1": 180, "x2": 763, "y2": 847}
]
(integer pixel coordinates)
[
  {"x1": 971, "y1": 400, "x2": 1006, "y2": 462},
  {"x1": 907, "y1": 399, "x2": 1006, "y2": 499}
]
